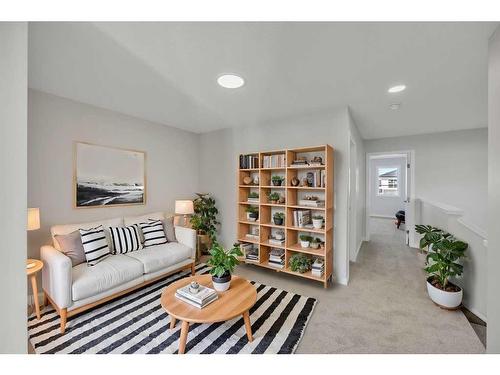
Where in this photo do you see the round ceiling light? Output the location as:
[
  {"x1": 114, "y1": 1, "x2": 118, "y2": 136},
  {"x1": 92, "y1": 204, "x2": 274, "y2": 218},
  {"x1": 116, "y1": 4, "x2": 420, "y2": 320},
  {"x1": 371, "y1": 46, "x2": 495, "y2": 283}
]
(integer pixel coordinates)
[
  {"x1": 388, "y1": 84, "x2": 406, "y2": 93},
  {"x1": 217, "y1": 74, "x2": 245, "y2": 89}
]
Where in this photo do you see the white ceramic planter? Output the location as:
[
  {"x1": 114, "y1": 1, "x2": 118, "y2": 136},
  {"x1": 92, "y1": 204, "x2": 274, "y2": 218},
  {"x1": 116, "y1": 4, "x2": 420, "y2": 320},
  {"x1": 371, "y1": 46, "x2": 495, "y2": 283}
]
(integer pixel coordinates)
[
  {"x1": 212, "y1": 274, "x2": 231, "y2": 292},
  {"x1": 312, "y1": 219, "x2": 323, "y2": 229},
  {"x1": 426, "y1": 278, "x2": 463, "y2": 309},
  {"x1": 300, "y1": 240, "x2": 310, "y2": 248}
]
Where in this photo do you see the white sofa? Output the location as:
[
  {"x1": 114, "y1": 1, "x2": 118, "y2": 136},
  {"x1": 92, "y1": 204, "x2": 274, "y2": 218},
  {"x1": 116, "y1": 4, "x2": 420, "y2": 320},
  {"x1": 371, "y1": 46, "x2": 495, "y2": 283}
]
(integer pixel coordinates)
[{"x1": 41, "y1": 211, "x2": 197, "y2": 333}]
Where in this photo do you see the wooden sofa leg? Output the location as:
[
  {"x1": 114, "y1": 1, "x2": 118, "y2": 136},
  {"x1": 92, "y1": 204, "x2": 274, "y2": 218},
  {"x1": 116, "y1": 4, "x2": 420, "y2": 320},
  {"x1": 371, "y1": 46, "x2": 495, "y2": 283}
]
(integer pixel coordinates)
[
  {"x1": 60, "y1": 308, "x2": 67, "y2": 334},
  {"x1": 191, "y1": 262, "x2": 195, "y2": 276}
]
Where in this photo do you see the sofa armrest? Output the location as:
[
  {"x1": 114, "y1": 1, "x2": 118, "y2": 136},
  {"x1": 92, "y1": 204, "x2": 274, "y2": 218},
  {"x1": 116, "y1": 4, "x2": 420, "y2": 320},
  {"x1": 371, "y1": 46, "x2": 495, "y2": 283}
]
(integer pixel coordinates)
[
  {"x1": 41, "y1": 245, "x2": 72, "y2": 309},
  {"x1": 174, "y1": 226, "x2": 197, "y2": 259}
]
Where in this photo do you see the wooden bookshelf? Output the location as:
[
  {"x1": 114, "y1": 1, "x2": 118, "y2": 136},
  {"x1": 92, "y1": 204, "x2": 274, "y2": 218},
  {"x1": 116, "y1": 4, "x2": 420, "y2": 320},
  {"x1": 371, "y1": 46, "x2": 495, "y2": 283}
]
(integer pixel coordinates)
[{"x1": 237, "y1": 145, "x2": 334, "y2": 288}]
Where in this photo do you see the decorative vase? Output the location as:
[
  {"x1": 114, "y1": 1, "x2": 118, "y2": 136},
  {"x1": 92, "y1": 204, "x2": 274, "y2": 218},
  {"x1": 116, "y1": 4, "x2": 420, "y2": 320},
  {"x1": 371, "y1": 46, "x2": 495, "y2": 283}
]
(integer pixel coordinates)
[
  {"x1": 426, "y1": 277, "x2": 463, "y2": 309},
  {"x1": 274, "y1": 217, "x2": 284, "y2": 225},
  {"x1": 312, "y1": 218, "x2": 323, "y2": 229},
  {"x1": 272, "y1": 180, "x2": 282, "y2": 186},
  {"x1": 248, "y1": 212, "x2": 258, "y2": 221},
  {"x1": 212, "y1": 272, "x2": 231, "y2": 292},
  {"x1": 300, "y1": 240, "x2": 310, "y2": 248}
]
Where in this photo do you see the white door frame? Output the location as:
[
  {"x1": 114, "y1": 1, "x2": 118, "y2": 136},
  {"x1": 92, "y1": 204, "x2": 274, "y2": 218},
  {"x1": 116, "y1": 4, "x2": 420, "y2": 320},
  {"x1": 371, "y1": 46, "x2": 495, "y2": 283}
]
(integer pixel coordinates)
[
  {"x1": 348, "y1": 136, "x2": 358, "y2": 264},
  {"x1": 365, "y1": 150, "x2": 416, "y2": 247}
]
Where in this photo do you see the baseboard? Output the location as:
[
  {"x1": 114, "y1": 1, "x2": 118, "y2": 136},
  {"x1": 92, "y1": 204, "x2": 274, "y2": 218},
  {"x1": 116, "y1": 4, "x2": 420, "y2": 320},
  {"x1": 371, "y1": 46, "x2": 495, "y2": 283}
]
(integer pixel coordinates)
[
  {"x1": 336, "y1": 275, "x2": 349, "y2": 286},
  {"x1": 351, "y1": 239, "x2": 365, "y2": 262},
  {"x1": 463, "y1": 304, "x2": 487, "y2": 323},
  {"x1": 28, "y1": 291, "x2": 45, "y2": 306}
]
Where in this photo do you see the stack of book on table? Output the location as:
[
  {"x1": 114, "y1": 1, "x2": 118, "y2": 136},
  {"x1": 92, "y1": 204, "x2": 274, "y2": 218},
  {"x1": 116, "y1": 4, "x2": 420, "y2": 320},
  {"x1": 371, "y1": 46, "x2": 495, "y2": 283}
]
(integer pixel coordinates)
[
  {"x1": 268, "y1": 248, "x2": 285, "y2": 268},
  {"x1": 245, "y1": 246, "x2": 259, "y2": 261},
  {"x1": 311, "y1": 258, "x2": 325, "y2": 277},
  {"x1": 175, "y1": 284, "x2": 218, "y2": 309}
]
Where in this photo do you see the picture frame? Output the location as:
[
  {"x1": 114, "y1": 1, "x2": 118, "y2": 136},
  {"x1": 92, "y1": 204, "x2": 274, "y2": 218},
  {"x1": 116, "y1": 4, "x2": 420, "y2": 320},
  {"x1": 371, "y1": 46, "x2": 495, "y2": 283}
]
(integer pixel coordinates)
[{"x1": 74, "y1": 141, "x2": 147, "y2": 208}]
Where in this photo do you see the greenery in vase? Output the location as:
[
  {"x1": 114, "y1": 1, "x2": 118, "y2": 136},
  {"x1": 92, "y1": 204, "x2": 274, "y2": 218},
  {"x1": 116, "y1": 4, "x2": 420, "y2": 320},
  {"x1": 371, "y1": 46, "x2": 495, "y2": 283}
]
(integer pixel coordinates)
[
  {"x1": 273, "y1": 212, "x2": 285, "y2": 220},
  {"x1": 272, "y1": 175, "x2": 284, "y2": 182},
  {"x1": 312, "y1": 215, "x2": 323, "y2": 220},
  {"x1": 416, "y1": 224, "x2": 468, "y2": 290},
  {"x1": 245, "y1": 206, "x2": 259, "y2": 214},
  {"x1": 289, "y1": 253, "x2": 312, "y2": 273},
  {"x1": 268, "y1": 192, "x2": 280, "y2": 201},
  {"x1": 190, "y1": 193, "x2": 219, "y2": 241},
  {"x1": 248, "y1": 192, "x2": 259, "y2": 198},
  {"x1": 299, "y1": 234, "x2": 313, "y2": 242},
  {"x1": 207, "y1": 242, "x2": 243, "y2": 277}
]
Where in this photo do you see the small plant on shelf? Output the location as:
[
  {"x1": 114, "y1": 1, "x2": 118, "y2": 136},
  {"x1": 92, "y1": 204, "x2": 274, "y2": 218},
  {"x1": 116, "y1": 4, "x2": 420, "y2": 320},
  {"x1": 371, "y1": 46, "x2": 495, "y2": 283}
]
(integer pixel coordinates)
[
  {"x1": 299, "y1": 234, "x2": 313, "y2": 248},
  {"x1": 289, "y1": 253, "x2": 312, "y2": 273},
  {"x1": 310, "y1": 237, "x2": 321, "y2": 249},
  {"x1": 273, "y1": 212, "x2": 285, "y2": 226},
  {"x1": 248, "y1": 192, "x2": 259, "y2": 198},
  {"x1": 312, "y1": 215, "x2": 324, "y2": 229},
  {"x1": 268, "y1": 192, "x2": 281, "y2": 203},
  {"x1": 271, "y1": 175, "x2": 284, "y2": 186},
  {"x1": 245, "y1": 206, "x2": 259, "y2": 222}
]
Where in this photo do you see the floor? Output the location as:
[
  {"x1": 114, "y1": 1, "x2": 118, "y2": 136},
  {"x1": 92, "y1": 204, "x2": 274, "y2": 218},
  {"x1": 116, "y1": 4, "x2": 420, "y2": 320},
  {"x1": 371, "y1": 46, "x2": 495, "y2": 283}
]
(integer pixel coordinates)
[{"x1": 233, "y1": 217, "x2": 485, "y2": 353}]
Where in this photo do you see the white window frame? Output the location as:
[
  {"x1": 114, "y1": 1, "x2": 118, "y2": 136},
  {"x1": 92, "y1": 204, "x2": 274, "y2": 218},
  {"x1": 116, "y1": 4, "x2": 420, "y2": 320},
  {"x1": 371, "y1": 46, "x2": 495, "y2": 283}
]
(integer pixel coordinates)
[{"x1": 376, "y1": 166, "x2": 400, "y2": 197}]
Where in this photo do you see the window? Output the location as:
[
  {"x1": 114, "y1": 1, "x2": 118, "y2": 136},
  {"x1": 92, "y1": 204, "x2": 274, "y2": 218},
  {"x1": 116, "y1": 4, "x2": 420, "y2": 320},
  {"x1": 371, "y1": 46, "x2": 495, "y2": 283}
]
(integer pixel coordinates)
[{"x1": 377, "y1": 167, "x2": 399, "y2": 196}]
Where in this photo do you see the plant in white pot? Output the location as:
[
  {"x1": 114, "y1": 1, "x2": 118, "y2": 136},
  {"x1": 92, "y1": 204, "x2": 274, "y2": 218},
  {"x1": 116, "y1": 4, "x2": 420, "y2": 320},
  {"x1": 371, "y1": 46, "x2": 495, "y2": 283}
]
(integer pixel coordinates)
[
  {"x1": 207, "y1": 242, "x2": 243, "y2": 292},
  {"x1": 299, "y1": 234, "x2": 312, "y2": 248},
  {"x1": 312, "y1": 215, "x2": 324, "y2": 229},
  {"x1": 416, "y1": 225, "x2": 468, "y2": 309}
]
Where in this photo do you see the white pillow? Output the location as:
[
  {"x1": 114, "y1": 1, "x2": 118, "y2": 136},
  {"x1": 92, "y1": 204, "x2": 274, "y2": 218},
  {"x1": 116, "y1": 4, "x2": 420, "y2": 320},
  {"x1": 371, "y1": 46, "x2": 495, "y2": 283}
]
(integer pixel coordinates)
[{"x1": 79, "y1": 225, "x2": 111, "y2": 266}]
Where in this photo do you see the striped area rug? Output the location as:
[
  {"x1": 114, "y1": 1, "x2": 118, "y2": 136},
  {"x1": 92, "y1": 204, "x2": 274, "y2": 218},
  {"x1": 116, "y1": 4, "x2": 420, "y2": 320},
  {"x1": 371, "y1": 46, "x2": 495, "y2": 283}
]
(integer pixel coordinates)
[{"x1": 28, "y1": 264, "x2": 316, "y2": 354}]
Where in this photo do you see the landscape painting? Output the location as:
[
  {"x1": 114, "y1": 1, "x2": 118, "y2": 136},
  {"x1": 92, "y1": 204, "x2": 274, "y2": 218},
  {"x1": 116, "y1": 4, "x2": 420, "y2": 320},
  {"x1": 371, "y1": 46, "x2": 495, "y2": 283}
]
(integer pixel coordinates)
[{"x1": 75, "y1": 142, "x2": 146, "y2": 207}]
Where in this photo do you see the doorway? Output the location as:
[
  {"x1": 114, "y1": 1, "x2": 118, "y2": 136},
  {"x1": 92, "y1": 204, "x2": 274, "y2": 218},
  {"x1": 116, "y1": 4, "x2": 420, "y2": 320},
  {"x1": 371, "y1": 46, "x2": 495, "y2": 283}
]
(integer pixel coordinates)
[{"x1": 366, "y1": 151, "x2": 415, "y2": 247}]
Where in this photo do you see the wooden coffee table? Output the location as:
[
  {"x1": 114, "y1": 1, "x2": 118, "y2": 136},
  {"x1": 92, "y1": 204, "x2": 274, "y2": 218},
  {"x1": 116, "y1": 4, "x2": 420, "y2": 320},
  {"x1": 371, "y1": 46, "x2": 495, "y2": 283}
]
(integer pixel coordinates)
[{"x1": 160, "y1": 274, "x2": 257, "y2": 354}]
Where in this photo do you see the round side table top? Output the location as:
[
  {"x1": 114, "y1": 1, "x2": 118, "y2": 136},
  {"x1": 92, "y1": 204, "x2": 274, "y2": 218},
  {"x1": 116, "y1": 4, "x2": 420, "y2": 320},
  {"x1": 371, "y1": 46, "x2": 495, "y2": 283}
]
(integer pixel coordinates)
[
  {"x1": 161, "y1": 274, "x2": 257, "y2": 323},
  {"x1": 26, "y1": 259, "x2": 43, "y2": 276}
]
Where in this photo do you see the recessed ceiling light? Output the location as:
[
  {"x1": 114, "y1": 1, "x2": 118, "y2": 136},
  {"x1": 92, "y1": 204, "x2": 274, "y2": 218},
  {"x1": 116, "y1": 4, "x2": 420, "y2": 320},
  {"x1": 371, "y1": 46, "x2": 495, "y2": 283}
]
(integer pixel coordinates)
[
  {"x1": 217, "y1": 74, "x2": 245, "y2": 89},
  {"x1": 389, "y1": 103, "x2": 402, "y2": 110},
  {"x1": 388, "y1": 84, "x2": 406, "y2": 93}
]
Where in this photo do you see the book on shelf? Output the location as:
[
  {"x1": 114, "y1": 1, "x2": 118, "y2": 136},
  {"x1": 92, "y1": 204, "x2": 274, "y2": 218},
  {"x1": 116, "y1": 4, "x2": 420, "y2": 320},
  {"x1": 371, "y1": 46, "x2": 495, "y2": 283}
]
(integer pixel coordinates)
[
  {"x1": 305, "y1": 171, "x2": 325, "y2": 187},
  {"x1": 262, "y1": 154, "x2": 286, "y2": 168},
  {"x1": 175, "y1": 292, "x2": 218, "y2": 309},
  {"x1": 240, "y1": 154, "x2": 259, "y2": 169},
  {"x1": 268, "y1": 238, "x2": 285, "y2": 246},
  {"x1": 293, "y1": 209, "x2": 312, "y2": 227},
  {"x1": 245, "y1": 246, "x2": 259, "y2": 261},
  {"x1": 311, "y1": 258, "x2": 325, "y2": 277},
  {"x1": 245, "y1": 233, "x2": 259, "y2": 241},
  {"x1": 247, "y1": 198, "x2": 260, "y2": 203},
  {"x1": 298, "y1": 199, "x2": 325, "y2": 208}
]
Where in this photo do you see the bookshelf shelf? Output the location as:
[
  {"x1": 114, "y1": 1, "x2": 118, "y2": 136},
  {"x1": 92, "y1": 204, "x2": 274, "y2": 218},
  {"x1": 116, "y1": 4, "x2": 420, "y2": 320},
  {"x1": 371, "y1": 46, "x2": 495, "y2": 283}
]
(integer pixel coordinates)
[{"x1": 237, "y1": 145, "x2": 334, "y2": 288}]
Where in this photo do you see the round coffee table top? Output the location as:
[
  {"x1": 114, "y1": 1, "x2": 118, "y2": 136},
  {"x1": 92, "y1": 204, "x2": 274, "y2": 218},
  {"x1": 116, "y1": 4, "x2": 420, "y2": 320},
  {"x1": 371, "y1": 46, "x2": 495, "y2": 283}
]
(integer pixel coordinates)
[{"x1": 161, "y1": 274, "x2": 257, "y2": 323}]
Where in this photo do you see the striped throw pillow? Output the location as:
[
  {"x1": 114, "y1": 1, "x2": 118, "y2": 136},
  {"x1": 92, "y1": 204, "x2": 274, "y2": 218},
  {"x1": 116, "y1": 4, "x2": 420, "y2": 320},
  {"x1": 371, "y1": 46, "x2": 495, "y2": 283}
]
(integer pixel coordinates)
[
  {"x1": 139, "y1": 219, "x2": 168, "y2": 247},
  {"x1": 79, "y1": 225, "x2": 111, "y2": 266},
  {"x1": 109, "y1": 225, "x2": 143, "y2": 254}
]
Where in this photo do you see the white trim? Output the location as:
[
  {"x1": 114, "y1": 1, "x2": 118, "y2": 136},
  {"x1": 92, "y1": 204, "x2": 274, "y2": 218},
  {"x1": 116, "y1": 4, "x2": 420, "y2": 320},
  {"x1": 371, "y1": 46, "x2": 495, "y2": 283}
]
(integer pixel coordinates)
[
  {"x1": 351, "y1": 239, "x2": 365, "y2": 262},
  {"x1": 336, "y1": 275, "x2": 349, "y2": 286},
  {"x1": 369, "y1": 214, "x2": 394, "y2": 219},
  {"x1": 419, "y1": 199, "x2": 464, "y2": 216},
  {"x1": 463, "y1": 304, "x2": 487, "y2": 323},
  {"x1": 457, "y1": 218, "x2": 487, "y2": 240}
]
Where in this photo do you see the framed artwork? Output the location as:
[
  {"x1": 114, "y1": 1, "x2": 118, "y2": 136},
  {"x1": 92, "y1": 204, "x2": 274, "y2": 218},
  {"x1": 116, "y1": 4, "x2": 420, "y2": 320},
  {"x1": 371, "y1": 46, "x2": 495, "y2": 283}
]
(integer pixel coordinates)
[{"x1": 74, "y1": 142, "x2": 146, "y2": 208}]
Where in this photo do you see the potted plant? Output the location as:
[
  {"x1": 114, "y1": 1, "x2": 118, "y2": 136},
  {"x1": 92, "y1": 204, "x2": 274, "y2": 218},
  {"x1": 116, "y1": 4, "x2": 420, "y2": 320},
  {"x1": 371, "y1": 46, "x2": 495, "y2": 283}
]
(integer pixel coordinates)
[
  {"x1": 247, "y1": 192, "x2": 259, "y2": 203},
  {"x1": 310, "y1": 237, "x2": 320, "y2": 249},
  {"x1": 318, "y1": 238, "x2": 325, "y2": 250},
  {"x1": 190, "y1": 193, "x2": 220, "y2": 257},
  {"x1": 271, "y1": 175, "x2": 284, "y2": 186},
  {"x1": 312, "y1": 215, "x2": 324, "y2": 229},
  {"x1": 273, "y1": 212, "x2": 285, "y2": 225},
  {"x1": 299, "y1": 234, "x2": 312, "y2": 248},
  {"x1": 245, "y1": 206, "x2": 259, "y2": 221},
  {"x1": 207, "y1": 242, "x2": 243, "y2": 292},
  {"x1": 416, "y1": 225, "x2": 468, "y2": 309},
  {"x1": 268, "y1": 192, "x2": 280, "y2": 204},
  {"x1": 289, "y1": 253, "x2": 312, "y2": 273}
]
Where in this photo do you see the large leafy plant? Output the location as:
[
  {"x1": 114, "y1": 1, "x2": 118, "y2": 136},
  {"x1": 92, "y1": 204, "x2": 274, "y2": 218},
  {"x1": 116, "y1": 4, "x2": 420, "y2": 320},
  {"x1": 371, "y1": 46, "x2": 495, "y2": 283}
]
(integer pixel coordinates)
[
  {"x1": 190, "y1": 193, "x2": 219, "y2": 241},
  {"x1": 207, "y1": 242, "x2": 243, "y2": 277},
  {"x1": 289, "y1": 253, "x2": 312, "y2": 273},
  {"x1": 416, "y1": 225, "x2": 468, "y2": 290}
]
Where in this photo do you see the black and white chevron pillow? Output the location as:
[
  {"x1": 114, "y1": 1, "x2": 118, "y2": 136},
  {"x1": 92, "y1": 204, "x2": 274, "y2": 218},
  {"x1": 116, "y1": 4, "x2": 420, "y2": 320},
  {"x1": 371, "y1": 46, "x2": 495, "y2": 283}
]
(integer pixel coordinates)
[
  {"x1": 139, "y1": 219, "x2": 168, "y2": 247},
  {"x1": 79, "y1": 225, "x2": 111, "y2": 266},
  {"x1": 109, "y1": 225, "x2": 143, "y2": 254}
]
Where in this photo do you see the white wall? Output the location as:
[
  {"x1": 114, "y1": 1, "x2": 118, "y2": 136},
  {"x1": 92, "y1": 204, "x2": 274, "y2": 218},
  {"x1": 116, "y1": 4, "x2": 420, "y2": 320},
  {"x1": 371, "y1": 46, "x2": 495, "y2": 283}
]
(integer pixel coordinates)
[
  {"x1": 365, "y1": 128, "x2": 488, "y2": 232},
  {"x1": 28, "y1": 90, "x2": 200, "y2": 274},
  {"x1": 199, "y1": 108, "x2": 354, "y2": 285},
  {"x1": 0, "y1": 22, "x2": 28, "y2": 353},
  {"x1": 488, "y1": 25, "x2": 500, "y2": 353},
  {"x1": 347, "y1": 109, "x2": 366, "y2": 262},
  {"x1": 369, "y1": 156, "x2": 406, "y2": 218}
]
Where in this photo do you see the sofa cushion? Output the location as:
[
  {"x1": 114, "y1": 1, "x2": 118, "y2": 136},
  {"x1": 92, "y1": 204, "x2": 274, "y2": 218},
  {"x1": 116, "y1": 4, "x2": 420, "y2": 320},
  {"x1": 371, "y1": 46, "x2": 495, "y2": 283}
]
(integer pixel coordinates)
[
  {"x1": 72, "y1": 254, "x2": 143, "y2": 301},
  {"x1": 54, "y1": 230, "x2": 86, "y2": 267},
  {"x1": 51, "y1": 217, "x2": 123, "y2": 252},
  {"x1": 125, "y1": 242, "x2": 192, "y2": 274}
]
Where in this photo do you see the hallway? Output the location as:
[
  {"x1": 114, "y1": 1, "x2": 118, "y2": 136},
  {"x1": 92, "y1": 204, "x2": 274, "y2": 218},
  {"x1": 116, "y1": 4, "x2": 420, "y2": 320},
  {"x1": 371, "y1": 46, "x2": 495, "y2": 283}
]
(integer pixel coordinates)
[{"x1": 235, "y1": 218, "x2": 485, "y2": 353}]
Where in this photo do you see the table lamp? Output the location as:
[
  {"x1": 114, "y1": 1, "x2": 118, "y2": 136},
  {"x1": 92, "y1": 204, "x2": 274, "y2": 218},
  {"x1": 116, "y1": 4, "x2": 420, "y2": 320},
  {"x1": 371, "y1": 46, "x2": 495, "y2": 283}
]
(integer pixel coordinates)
[
  {"x1": 175, "y1": 200, "x2": 194, "y2": 227},
  {"x1": 27, "y1": 208, "x2": 40, "y2": 269}
]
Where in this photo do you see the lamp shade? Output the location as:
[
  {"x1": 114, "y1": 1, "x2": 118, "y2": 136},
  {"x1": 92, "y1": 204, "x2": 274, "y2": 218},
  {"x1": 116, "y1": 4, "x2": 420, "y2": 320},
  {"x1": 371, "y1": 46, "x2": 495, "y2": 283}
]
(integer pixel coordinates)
[
  {"x1": 27, "y1": 208, "x2": 40, "y2": 231},
  {"x1": 175, "y1": 200, "x2": 194, "y2": 215}
]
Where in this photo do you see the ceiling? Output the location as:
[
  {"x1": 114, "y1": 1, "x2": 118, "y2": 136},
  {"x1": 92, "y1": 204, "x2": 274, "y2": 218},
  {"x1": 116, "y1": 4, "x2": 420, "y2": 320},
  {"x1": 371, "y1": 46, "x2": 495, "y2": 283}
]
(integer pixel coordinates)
[{"x1": 28, "y1": 22, "x2": 497, "y2": 139}]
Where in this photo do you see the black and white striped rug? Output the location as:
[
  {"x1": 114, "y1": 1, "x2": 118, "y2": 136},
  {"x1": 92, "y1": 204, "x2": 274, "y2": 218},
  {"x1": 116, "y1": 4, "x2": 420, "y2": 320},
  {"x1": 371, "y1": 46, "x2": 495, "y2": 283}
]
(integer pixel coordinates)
[{"x1": 28, "y1": 264, "x2": 316, "y2": 354}]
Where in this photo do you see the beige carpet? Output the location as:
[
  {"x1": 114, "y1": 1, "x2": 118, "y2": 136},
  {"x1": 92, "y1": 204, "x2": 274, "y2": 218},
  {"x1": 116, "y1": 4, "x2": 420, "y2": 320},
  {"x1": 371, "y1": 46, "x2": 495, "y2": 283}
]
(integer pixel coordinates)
[{"x1": 233, "y1": 218, "x2": 485, "y2": 353}]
